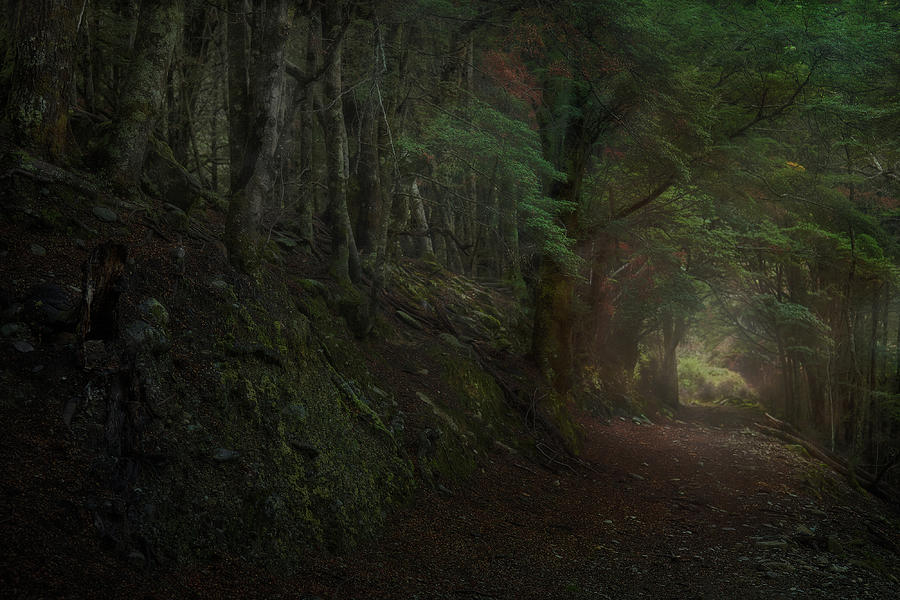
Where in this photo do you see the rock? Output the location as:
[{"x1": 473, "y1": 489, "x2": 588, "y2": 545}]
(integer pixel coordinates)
[
  {"x1": 29, "y1": 244, "x2": 46, "y2": 256},
  {"x1": 281, "y1": 403, "x2": 308, "y2": 422},
  {"x1": 396, "y1": 310, "x2": 423, "y2": 330},
  {"x1": 629, "y1": 472, "x2": 645, "y2": 481},
  {"x1": 210, "y1": 279, "x2": 234, "y2": 299},
  {"x1": 213, "y1": 448, "x2": 240, "y2": 462},
  {"x1": 127, "y1": 550, "x2": 146, "y2": 569},
  {"x1": 62, "y1": 396, "x2": 79, "y2": 426},
  {"x1": 631, "y1": 414, "x2": 653, "y2": 426},
  {"x1": 390, "y1": 412, "x2": 405, "y2": 434},
  {"x1": 437, "y1": 484, "x2": 454, "y2": 496},
  {"x1": 493, "y1": 440, "x2": 517, "y2": 454},
  {"x1": 827, "y1": 535, "x2": 843, "y2": 555},
  {"x1": 81, "y1": 339, "x2": 108, "y2": 370},
  {"x1": 138, "y1": 298, "x2": 169, "y2": 327},
  {"x1": 796, "y1": 524, "x2": 814, "y2": 537},
  {"x1": 13, "y1": 340, "x2": 34, "y2": 353},
  {"x1": 162, "y1": 204, "x2": 190, "y2": 231},
  {"x1": 124, "y1": 320, "x2": 170, "y2": 354},
  {"x1": 756, "y1": 540, "x2": 789, "y2": 549},
  {"x1": 1, "y1": 322, "x2": 26, "y2": 338},
  {"x1": 438, "y1": 332, "x2": 466, "y2": 349},
  {"x1": 416, "y1": 391, "x2": 462, "y2": 434},
  {"x1": 170, "y1": 246, "x2": 185, "y2": 272},
  {"x1": 92, "y1": 205, "x2": 118, "y2": 222},
  {"x1": 289, "y1": 440, "x2": 319, "y2": 458},
  {"x1": 25, "y1": 283, "x2": 76, "y2": 328},
  {"x1": 298, "y1": 278, "x2": 330, "y2": 299}
]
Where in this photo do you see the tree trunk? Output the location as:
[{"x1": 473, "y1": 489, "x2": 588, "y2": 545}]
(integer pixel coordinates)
[
  {"x1": 409, "y1": 179, "x2": 434, "y2": 260},
  {"x1": 322, "y1": 1, "x2": 359, "y2": 285},
  {"x1": 661, "y1": 312, "x2": 686, "y2": 409},
  {"x1": 363, "y1": 116, "x2": 397, "y2": 335},
  {"x1": 167, "y1": 1, "x2": 209, "y2": 170},
  {"x1": 532, "y1": 257, "x2": 576, "y2": 393},
  {"x1": 295, "y1": 4, "x2": 321, "y2": 249},
  {"x1": 224, "y1": 0, "x2": 290, "y2": 271},
  {"x1": 107, "y1": 0, "x2": 184, "y2": 187},
  {"x1": 226, "y1": 0, "x2": 250, "y2": 193},
  {"x1": 6, "y1": 0, "x2": 77, "y2": 158},
  {"x1": 498, "y1": 187, "x2": 520, "y2": 280},
  {"x1": 355, "y1": 104, "x2": 382, "y2": 255}
]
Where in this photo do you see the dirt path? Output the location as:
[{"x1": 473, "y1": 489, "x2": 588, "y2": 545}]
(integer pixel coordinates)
[
  {"x1": 155, "y1": 405, "x2": 897, "y2": 599},
  {"x1": 3, "y1": 395, "x2": 898, "y2": 599}
]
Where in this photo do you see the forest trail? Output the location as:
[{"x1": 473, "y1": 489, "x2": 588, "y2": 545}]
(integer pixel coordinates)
[{"x1": 167, "y1": 405, "x2": 899, "y2": 599}]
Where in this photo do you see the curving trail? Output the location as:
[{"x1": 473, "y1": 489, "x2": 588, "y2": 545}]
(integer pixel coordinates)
[
  {"x1": 4, "y1": 403, "x2": 897, "y2": 599},
  {"x1": 177, "y1": 405, "x2": 899, "y2": 599}
]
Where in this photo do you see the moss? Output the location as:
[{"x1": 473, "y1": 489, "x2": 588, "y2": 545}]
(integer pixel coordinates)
[
  {"x1": 544, "y1": 390, "x2": 583, "y2": 455},
  {"x1": 140, "y1": 271, "x2": 413, "y2": 567},
  {"x1": 786, "y1": 443, "x2": 810, "y2": 459}
]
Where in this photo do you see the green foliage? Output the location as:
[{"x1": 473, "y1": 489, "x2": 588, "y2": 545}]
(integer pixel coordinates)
[
  {"x1": 399, "y1": 98, "x2": 582, "y2": 272},
  {"x1": 678, "y1": 355, "x2": 756, "y2": 406}
]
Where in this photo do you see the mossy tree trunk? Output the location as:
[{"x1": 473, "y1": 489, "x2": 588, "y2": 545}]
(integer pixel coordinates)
[
  {"x1": 167, "y1": 1, "x2": 209, "y2": 172},
  {"x1": 226, "y1": 0, "x2": 251, "y2": 193},
  {"x1": 322, "y1": 1, "x2": 360, "y2": 286},
  {"x1": 295, "y1": 3, "x2": 322, "y2": 250},
  {"x1": 531, "y1": 139, "x2": 589, "y2": 395},
  {"x1": 354, "y1": 102, "x2": 381, "y2": 255},
  {"x1": 225, "y1": 0, "x2": 290, "y2": 272},
  {"x1": 6, "y1": 0, "x2": 77, "y2": 159},
  {"x1": 107, "y1": 0, "x2": 184, "y2": 188},
  {"x1": 660, "y1": 312, "x2": 686, "y2": 409},
  {"x1": 532, "y1": 256, "x2": 577, "y2": 393}
]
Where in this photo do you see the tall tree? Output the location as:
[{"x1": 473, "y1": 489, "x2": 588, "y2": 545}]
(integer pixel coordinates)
[
  {"x1": 6, "y1": 0, "x2": 77, "y2": 158},
  {"x1": 107, "y1": 0, "x2": 184, "y2": 187},
  {"x1": 224, "y1": 0, "x2": 291, "y2": 271},
  {"x1": 320, "y1": 0, "x2": 360, "y2": 285}
]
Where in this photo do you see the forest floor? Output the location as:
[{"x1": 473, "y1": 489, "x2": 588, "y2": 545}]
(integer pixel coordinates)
[
  {"x1": 224, "y1": 403, "x2": 900, "y2": 600},
  {"x1": 1, "y1": 184, "x2": 898, "y2": 599},
  {"x1": 9, "y1": 401, "x2": 897, "y2": 600}
]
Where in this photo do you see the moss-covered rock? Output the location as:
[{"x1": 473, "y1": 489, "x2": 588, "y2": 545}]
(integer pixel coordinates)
[{"x1": 136, "y1": 272, "x2": 414, "y2": 568}]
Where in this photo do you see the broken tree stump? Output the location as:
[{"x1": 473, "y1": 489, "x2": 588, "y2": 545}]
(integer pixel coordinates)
[{"x1": 77, "y1": 242, "x2": 127, "y2": 369}]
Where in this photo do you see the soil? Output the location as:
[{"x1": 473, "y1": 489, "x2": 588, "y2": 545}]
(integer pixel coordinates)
[
  {"x1": 1, "y1": 179, "x2": 897, "y2": 599},
  {"x1": 3, "y1": 397, "x2": 898, "y2": 599}
]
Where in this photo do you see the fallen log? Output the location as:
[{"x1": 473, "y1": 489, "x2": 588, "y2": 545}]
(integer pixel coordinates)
[{"x1": 752, "y1": 423, "x2": 892, "y2": 502}]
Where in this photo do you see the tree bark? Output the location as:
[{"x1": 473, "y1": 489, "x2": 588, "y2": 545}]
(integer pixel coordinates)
[
  {"x1": 6, "y1": 0, "x2": 77, "y2": 158},
  {"x1": 295, "y1": 4, "x2": 322, "y2": 249},
  {"x1": 498, "y1": 186, "x2": 520, "y2": 280},
  {"x1": 408, "y1": 179, "x2": 434, "y2": 260},
  {"x1": 660, "y1": 312, "x2": 686, "y2": 408},
  {"x1": 354, "y1": 102, "x2": 382, "y2": 254},
  {"x1": 167, "y1": 1, "x2": 209, "y2": 170},
  {"x1": 322, "y1": 1, "x2": 359, "y2": 285},
  {"x1": 107, "y1": 0, "x2": 184, "y2": 187},
  {"x1": 226, "y1": 0, "x2": 251, "y2": 193},
  {"x1": 224, "y1": 0, "x2": 290, "y2": 271}
]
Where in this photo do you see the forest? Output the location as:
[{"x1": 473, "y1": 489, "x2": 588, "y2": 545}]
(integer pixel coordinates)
[{"x1": 1, "y1": 0, "x2": 899, "y2": 598}]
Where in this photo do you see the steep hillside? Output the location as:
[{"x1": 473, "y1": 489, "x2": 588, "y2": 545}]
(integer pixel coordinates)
[{"x1": 0, "y1": 165, "x2": 564, "y2": 593}]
